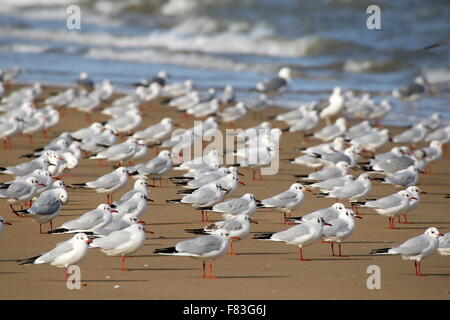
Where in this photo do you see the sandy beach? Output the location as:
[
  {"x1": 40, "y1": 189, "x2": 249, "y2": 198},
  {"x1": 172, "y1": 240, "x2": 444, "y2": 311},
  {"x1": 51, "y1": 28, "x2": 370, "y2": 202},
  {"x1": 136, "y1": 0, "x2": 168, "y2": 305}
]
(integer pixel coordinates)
[{"x1": 0, "y1": 84, "x2": 448, "y2": 300}]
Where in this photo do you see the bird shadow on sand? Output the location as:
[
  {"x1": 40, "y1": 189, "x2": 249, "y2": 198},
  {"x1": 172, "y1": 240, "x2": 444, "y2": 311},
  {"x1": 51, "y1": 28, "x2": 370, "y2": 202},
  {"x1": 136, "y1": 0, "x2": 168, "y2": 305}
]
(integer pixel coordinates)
[
  {"x1": 45, "y1": 279, "x2": 148, "y2": 283},
  {"x1": 126, "y1": 267, "x2": 197, "y2": 272},
  {"x1": 237, "y1": 252, "x2": 291, "y2": 256},
  {"x1": 218, "y1": 275, "x2": 290, "y2": 279},
  {"x1": 0, "y1": 271, "x2": 25, "y2": 275}
]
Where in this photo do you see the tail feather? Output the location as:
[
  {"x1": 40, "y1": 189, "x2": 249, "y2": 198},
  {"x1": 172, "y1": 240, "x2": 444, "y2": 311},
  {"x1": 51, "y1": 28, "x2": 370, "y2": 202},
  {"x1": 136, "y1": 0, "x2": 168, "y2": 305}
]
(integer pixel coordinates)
[
  {"x1": 184, "y1": 228, "x2": 208, "y2": 235},
  {"x1": 17, "y1": 254, "x2": 42, "y2": 265},
  {"x1": 293, "y1": 174, "x2": 308, "y2": 178},
  {"x1": 47, "y1": 228, "x2": 70, "y2": 234},
  {"x1": 177, "y1": 189, "x2": 195, "y2": 195},
  {"x1": 370, "y1": 248, "x2": 391, "y2": 255},
  {"x1": 166, "y1": 199, "x2": 182, "y2": 203},
  {"x1": 154, "y1": 246, "x2": 177, "y2": 254},
  {"x1": 253, "y1": 233, "x2": 274, "y2": 240}
]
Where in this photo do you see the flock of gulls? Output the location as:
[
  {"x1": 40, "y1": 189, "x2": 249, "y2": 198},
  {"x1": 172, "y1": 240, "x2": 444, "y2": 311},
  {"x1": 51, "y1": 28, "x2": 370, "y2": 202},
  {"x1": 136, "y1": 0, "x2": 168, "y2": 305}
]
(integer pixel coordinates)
[{"x1": 0, "y1": 65, "x2": 448, "y2": 282}]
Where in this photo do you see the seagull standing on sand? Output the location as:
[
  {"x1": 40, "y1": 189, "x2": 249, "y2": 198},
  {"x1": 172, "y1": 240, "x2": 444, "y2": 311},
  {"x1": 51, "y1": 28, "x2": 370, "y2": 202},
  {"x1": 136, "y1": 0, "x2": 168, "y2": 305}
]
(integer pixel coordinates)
[
  {"x1": 154, "y1": 228, "x2": 231, "y2": 279},
  {"x1": 319, "y1": 87, "x2": 344, "y2": 126},
  {"x1": 17, "y1": 233, "x2": 92, "y2": 281},
  {"x1": 256, "y1": 67, "x2": 291, "y2": 94},
  {"x1": 370, "y1": 227, "x2": 443, "y2": 276},
  {"x1": 72, "y1": 167, "x2": 131, "y2": 204},
  {"x1": 253, "y1": 218, "x2": 331, "y2": 261}
]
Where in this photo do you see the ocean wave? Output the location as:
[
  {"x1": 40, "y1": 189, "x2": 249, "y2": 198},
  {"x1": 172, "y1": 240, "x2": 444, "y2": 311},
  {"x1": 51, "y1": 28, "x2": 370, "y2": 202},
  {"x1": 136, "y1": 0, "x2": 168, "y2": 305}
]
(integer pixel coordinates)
[{"x1": 343, "y1": 59, "x2": 404, "y2": 73}]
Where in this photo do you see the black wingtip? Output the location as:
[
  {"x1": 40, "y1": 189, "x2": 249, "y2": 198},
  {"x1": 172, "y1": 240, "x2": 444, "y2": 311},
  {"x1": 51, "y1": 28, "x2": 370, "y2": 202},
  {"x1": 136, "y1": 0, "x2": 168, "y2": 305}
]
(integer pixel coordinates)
[
  {"x1": 166, "y1": 199, "x2": 182, "y2": 203},
  {"x1": 252, "y1": 233, "x2": 274, "y2": 240},
  {"x1": 370, "y1": 248, "x2": 390, "y2": 255},
  {"x1": 154, "y1": 246, "x2": 177, "y2": 254},
  {"x1": 47, "y1": 228, "x2": 69, "y2": 234},
  {"x1": 184, "y1": 228, "x2": 208, "y2": 235}
]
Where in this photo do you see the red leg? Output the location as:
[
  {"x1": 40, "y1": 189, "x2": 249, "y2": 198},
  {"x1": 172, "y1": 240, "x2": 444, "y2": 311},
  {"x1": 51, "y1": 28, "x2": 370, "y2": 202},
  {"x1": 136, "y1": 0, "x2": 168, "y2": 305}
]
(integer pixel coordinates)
[
  {"x1": 28, "y1": 134, "x2": 33, "y2": 144},
  {"x1": 202, "y1": 261, "x2": 206, "y2": 278},
  {"x1": 399, "y1": 214, "x2": 412, "y2": 224},
  {"x1": 299, "y1": 247, "x2": 310, "y2": 261},
  {"x1": 337, "y1": 243, "x2": 349, "y2": 257},
  {"x1": 206, "y1": 261, "x2": 219, "y2": 279},
  {"x1": 331, "y1": 242, "x2": 335, "y2": 256}
]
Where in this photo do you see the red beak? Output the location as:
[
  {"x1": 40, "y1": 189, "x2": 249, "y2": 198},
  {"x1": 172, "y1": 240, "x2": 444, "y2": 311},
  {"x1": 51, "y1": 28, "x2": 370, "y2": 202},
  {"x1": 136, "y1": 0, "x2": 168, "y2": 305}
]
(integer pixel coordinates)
[
  {"x1": 238, "y1": 173, "x2": 244, "y2": 176},
  {"x1": 147, "y1": 199, "x2": 155, "y2": 202},
  {"x1": 111, "y1": 210, "x2": 118, "y2": 213},
  {"x1": 38, "y1": 183, "x2": 46, "y2": 187},
  {"x1": 420, "y1": 191, "x2": 427, "y2": 194},
  {"x1": 239, "y1": 181, "x2": 246, "y2": 185},
  {"x1": 355, "y1": 215, "x2": 363, "y2": 219},
  {"x1": 137, "y1": 220, "x2": 146, "y2": 225},
  {"x1": 3, "y1": 222, "x2": 12, "y2": 225},
  {"x1": 437, "y1": 233, "x2": 444, "y2": 237},
  {"x1": 146, "y1": 230, "x2": 154, "y2": 234},
  {"x1": 86, "y1": 239, "x2": 93, "y2": 244},
  {"x1": 304, "y1": 189, "x2": 312, "y2": 192},
  {"x1": 324, "y1": 223, "x2": 332, "y2": 226}
]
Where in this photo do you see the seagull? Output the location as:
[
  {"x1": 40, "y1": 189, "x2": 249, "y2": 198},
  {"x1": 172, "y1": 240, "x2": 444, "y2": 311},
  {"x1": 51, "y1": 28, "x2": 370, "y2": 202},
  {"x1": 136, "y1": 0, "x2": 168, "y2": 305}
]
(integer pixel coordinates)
[
  {"x1": 71, "y1": 122, "x2": 104, "y2": 141},
  {"x1": 293, "y1": 202, "x2": 347, "y2": 224},
  {"x1": 220, "y1": 85, "x2": 235, "y2": 104},
  {"x1": 311, "y1": 145, "x2": 361, "y2": 168},
  {"x1": 92, "y1": 214, "x2": 140, "y2": 236},
  {"x1": 306, "y1": 174, "x2": 355, "y2": 193},
  {"x1": 167, "y1": 183, "x2": 229, "y2": 222},
  {"x1": 76, "y1": 72, "x2": 94, "y2": 91},
  {"x1": 185, "y1": 213, "x2": 254, "y2": 256},
  {"x1": 319, "y1": 87, "x2": 344, "y2": 125},
  {"x1": 392, "y1": 76, "x2": 428, "y2": 102},
  {"x1": 132, "y1": 150, "x2": 173, "y2": 185},
  {"x1": 105, "y1": 109, "x2": 142, "y2": 134},
  {"x1": 80, "y1": 128, "x2": 118, "y2": 154},
  {"x1": 88, "y1": 138, "x2": 140, "y2": 166},
  {"x1": 48, "y1": 203, "x2": 116, "y2": 234},
  {"x1": 305, "y1": 117, "x2": 347, "y2": 142},
  {"x1": 201, "y1": 193, "x2": 258, "y2": 220},
  {"x1": 295, "y1": 161, "x2": 350, "y2": 182},
  {"x1": 89, "y1": 223, "x2": 147, "y2": 271},
  {"x1": 438, "y1": 232, "x2": 450, "y2": 256},
  {"x1": 420, "y1": 113, "x2": 441, "y2": 130},
  {"x1": 113, "y1": 179, "x2": 150, "y2": 207},
  {"x1": 257, "y1": 183, "x2": 309, "y2": 222},
  {"x1": 283, "y1": 109, "x2": 319, "y2": 133},
  {"x1": 71, "y1": 167, "x2": 131, "y2": 204},
  {"x1": 355, "y1": 190, "x2": 415, "y2": 230},
  {"x1": 393, "y1": 123, "x2": 428, "y2": 144},
  {"x1": 186, "y1": 98, "x2": 219, "y2": 118},
  {"x1": 218, "y1": 102, "x2": 247, "y2": 126},
  {"x1": 374, "y1": 166, "x2": 421, "y2": 187},
  {"x1": 18, "y1": 233, "x2": 91, "y2": 281},
  {"x1": 154, "y1": 228, "x2": 231, "y2": 279},
  {"x1": 320, "y1": 174, "x2": 372, "y2": 212},
  {"x1": 132, "y1": 118, "x2": 174, "y2": 143},
  {"x1": 112, "y1": 192, "x2": 149, "y2": 221},
  {"x1": 370, "y1": 227, "x2": 443, "y2": 276},
  {"x1": 321, "y1": 209, "x2": 362, "y2": 257},
  {"x1": 171, "y1": 167, "x2": 230, "y2": 189},
  {"x1": 253, "y1": 217, "x2": 331, "y2": 261},
  {"x1": 255, "y1": 67, "x2": 291, "y2": 94},
  {"x1": 400, "y1": 185, "x2": 424, "y2": 224},
  {"x1": 425, "y1": 124, "x2": 450, "y2": 144},
  {"x1": 0, "y1": 216, "x2": 12, "y2": 235},
  {"x1": 0, "y1": 117, "x2": 26, "y2": 149},
  {"x1": 0, "y1": 176, "x2": 45, "y2": 210}
]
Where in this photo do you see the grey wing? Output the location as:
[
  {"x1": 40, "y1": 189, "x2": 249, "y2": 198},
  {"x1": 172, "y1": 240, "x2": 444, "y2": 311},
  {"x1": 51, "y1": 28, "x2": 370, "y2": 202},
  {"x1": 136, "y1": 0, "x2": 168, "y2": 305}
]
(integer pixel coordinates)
[
  {"x1": 262, "y1": 191, "x2": 297, "y2": 207},
  {"x1": 391, "y1": 235, "x2": 431, "y2": 255},
  {"x1": 176, "y1": 235, "x2": 223, "y2": 255},
  {"x1": 184, "y1": 188, "x2": 215, "y2": 204},
  {"x1": 63, "y1": 210, "x2": 103, "y2": 230},
  {"x1": 322, "y1": 219, "x2": 348, "y2": 236},
  {"x1": 38, "y1": 242, "x2": 74, "y2": 263},
  {"x1": 31, "y1": 194, "x2": 60, "y2": 215},
  {"x1": 139, "y1": 157, "x2": 168, "y2": 174},
  {"x1": 92, "y1": 229, "x2": 132, "y2": 250},
  {"x1": 322, "y1": 153, "x2": 349, "y2": 164},
  {"x1": 365, "y1": 194, "x2": 401, "y2": 209},
  {"x1": 258, "y1": 77, "x2": 287, "y2": 92},
  {"x1": 331, "y1": 181, "x2": 362, "y2": 198},
  {"x1": 378, "y1": 157, "x2": 413, "y2": 173},
  {"x1": 214, "y1": 198, "x2": 248, "y2": 213},
  {"x1": 90, "y1": 172, "x2": 120, "y2": 188},
  {"x1": 386, "y1": 172, "x2": 414, "y2": 186},
  {"x1": 216, "y1": 219, "x2": 243, "y2": 231},
  {"x1": 4, "y1": 182, "x2": 30, "y2": 198},
  {"x1": 136, "y1": 123, "x2": 163, "y2": 139},
  {"x1": 272, "y1": 224, "x2": 309, "y2": 242}
]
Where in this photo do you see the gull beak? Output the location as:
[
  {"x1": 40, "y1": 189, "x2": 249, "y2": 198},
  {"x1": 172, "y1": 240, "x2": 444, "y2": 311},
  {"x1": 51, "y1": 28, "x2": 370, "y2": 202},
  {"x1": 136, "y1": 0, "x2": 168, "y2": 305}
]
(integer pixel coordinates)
[
  {"x1": 147, "y1": 198, "x2": 155, "y2": 202},
  {"x1": 146, "y1": 230, "x2": 154, "y2": 234},
  {"x1": 52, "y1": 177, "x2": 61, "y2": 181},
  {"x1": 324, "y1": 223, "x2": 332, "y2": 226},
  {"x1": 3, "y1": 221, "x2": 12, "y2": 225},
  {"x1": 409, "y1": 196, "x2": 417, "y2": 200},
  {"x1": 111, "y1": 210, "x2": 118, "y2": 213},
  {"x1": 137, "y1": 220, "x2": 146, "y2": 225},
  {"x1": 250, "y1": 219, "x2": 258, "y2": 224},
  {"x1": 255, "y1": 199, "x2": 262, "y2": 204},
  {"x1": 437, "y1": 233, "x2": 444, "y2": 237},
  {"x1": 58, "y1": 157, "x2": 65, "y2": 161},
  {"x1": 304, "y1": 189, "x2": 312, "y2": 192},
  {"x1": 238, "y1": 172, "x2": 244, "y2": 176},
  {"x1": 355, "y1": 215, "x2": 363, "y2": 219},
  {"x1": 86, "y1": 239, "x2": 93, "y2": 244},
  {"x1": 420, "y1": 191, "x2": 427, "y2": 194},
  {"x1": 38, "y1": 183, "x2": 46, "y2": 187},
  {"x1": 239, "y1": 181, "x2": 246, "y2": 185}
]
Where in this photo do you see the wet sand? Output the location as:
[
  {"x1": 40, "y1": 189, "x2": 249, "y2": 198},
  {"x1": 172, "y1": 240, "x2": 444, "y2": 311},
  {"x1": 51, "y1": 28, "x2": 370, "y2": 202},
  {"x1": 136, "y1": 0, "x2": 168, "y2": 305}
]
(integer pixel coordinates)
[{"x1": 0, "y1": 85, "x2": 449, "y2": 300}]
